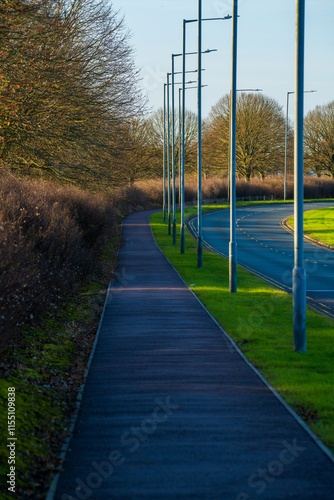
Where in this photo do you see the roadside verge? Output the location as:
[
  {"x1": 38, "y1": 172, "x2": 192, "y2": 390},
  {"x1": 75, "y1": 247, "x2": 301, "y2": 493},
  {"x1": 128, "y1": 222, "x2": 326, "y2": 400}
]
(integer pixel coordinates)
[{"x1": 281, "y1": 216, "x2": 334, "y2": 251}]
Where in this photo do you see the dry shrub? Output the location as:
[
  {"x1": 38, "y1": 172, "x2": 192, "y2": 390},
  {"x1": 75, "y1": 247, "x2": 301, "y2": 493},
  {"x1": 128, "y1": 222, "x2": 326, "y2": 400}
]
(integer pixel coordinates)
[
  {"x1": 2, "y1": 171, "x2": 334, "y2": 349},
  {"x1": 134, "y1": 175, "x2": 334, "y2": 204},
  {"x1": 132, "y1": 179, "x2": 164, "y2": 205},
  {"x1": 303, "y1": 176, "x2": 334, "y2": 199},
  {"x1": 0, "y1": 173, "x2": 117, "y2": 349},
  {"x1": 114, "y1": 184, "x2": 153, "y2": 213},
  {"x1": 0, "y1": 172, "x2": 160, "y2": 350}
]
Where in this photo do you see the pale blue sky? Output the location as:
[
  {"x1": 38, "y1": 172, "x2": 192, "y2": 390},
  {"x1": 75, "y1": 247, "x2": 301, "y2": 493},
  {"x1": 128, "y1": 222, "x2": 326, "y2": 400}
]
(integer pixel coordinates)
[{"x1": 110, "y1": 0, "x2": 334, "y2": 120}]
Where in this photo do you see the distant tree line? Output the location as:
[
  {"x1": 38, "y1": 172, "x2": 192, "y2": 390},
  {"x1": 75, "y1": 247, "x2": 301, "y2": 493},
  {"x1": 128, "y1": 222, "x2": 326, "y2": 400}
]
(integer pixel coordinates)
[
  {"x1": 1, "y1": 2, "x2": 333, "y2": 186},
  {"x1": 202, "y1": 93, "x2": 290, "y2": 180},
  {"x1": 201, "y1": 94, "x2": 334, "y2": 181},
  {"x1": 144, "y1": 94, "x2": 334, "y2": 183},
  {"x1": 304, "y1": 101, "x2": 334, "y2": 178}
]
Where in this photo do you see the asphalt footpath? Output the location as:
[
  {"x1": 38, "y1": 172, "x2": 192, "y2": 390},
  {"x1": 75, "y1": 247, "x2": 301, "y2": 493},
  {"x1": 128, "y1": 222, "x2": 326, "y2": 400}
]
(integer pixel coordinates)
[{"x1": 53, "y1": 210, "x2": 334, "y2": 500}]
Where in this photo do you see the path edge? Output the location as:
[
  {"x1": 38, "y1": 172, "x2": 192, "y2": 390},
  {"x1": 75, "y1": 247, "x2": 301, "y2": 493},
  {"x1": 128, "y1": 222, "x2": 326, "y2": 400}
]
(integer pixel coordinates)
[{"x1": 45, "y1": 272, "x2": 116, "y2": 500}]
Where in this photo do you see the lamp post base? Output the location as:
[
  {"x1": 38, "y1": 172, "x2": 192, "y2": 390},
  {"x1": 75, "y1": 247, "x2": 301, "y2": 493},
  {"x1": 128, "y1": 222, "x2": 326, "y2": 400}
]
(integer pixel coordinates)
[
  {"x1": 168, "y1": 213, "x2": 171, "y2": 236},
  {"x1": 197, "y1": 236, "x2": 203, "y2": 268},
  {"x1": 181, "y1": 224, "x2": 185, "y2": 254},
  {"x1": 292, "y1": 265, "x2": 307, "y2": 352},
  {"x1": 173, "y1": 219, "x2": 177, "y2": 245},
  {"x1": 229, "y1": 241, "x2": 237, "y2": 293}
]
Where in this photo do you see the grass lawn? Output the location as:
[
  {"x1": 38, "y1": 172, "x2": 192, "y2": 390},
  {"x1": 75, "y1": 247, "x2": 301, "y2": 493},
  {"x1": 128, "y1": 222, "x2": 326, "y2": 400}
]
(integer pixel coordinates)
[
  {"x1": 295, "y1": 207, "x2": 334, "y2": 247},
  {"x1": 150, "y1": 206, "x2": 334, "y2": 454}
]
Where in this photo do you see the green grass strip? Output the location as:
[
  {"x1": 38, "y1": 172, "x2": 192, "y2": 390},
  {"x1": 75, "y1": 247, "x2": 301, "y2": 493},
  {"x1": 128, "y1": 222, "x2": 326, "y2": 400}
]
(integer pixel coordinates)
[
  {"x1": 294, "y1": 207, "x2": 334, "y2": 247},
  {"x1": 150, "y1": 208, "x2": 334, "y2": 454}
]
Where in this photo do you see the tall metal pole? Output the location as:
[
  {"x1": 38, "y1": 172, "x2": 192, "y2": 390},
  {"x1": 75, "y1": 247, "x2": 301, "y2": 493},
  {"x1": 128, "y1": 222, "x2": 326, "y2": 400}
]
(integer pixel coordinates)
[
  {"x1": 284, "y1": 92, "x2": 291, "y2": 201},
  {"x1": 172, "y1": 55, "x2": 177, "y2": 245},
  {"x1": 285, "y1": 90, "x2": 316, "y2": 201},
  {"x1": 181, "y1": 15, "x2": 230, "y2": 257},
  {"x1": 181, "y1": 20, "x2": 187, "y2": 254},
  {"x1": 167, "y1": 73, "x2": 171, "y2": 235},
  {"x1": 197, "y1": 0, "x2": 203, "y2": 268},
  {"x1": 179, "y1": 88, "x2": 182, "y2": 207},
  {"x1": 229, "y1": 0, "x2": 238, "y2": 292},
  {"x1": 163, "y1": 84, "x2": 167, "y2": 222},
  {"x1": 293, "y1": 0, "x2": 306, "y2": 352}
]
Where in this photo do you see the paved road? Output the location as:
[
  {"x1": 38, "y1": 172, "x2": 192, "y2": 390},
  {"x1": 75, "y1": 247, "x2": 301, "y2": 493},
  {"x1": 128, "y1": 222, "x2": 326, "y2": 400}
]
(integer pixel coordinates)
[
  {"x1": 188, "y1": 201, "x2": 334, "y2": 318},
  {"x1": 52, "y1": 210, "x2": 334, "y2": 500}
]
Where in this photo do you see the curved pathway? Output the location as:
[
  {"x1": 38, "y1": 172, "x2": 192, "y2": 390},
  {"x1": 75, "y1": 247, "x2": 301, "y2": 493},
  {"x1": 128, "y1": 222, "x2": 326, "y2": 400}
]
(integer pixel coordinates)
[{"x1": 53, "y1": 210, "x2": 334, "y2": 500}]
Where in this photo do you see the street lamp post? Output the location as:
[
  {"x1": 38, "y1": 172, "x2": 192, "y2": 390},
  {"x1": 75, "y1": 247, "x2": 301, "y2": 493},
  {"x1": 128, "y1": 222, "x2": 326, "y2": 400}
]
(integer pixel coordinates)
[
  {"x1": 179, "y1": 85, "x2": 197, "y2": 208},
  {"x1": 171, "y1": 56, "x2": 213, "y2": 247},
  {"x1": 229, "y1": 0, "x2": 238, "y2": 292},
  {"x1": 284, "y1": 89, "x2": 316, "y2": 201},
  {"x1": 197, "y1": 0, "x2": 203, "y2": 267},
  {"x1": 179, "y1": 88, "x2": 182, "y2": 207},
  {"x1": 180, "y1": 14, "x2": 231, "y2": 257},
  {"x1": 284, "y1": 91, "x2": 294, "y2": 201},
  {"x1": 179, "y1": 83, "x2": 208, "y2": 254},
  {"x1": 163, "y1": 83, "x2": 167, "y2": 223},
  {"x1": 164, "y1": 70, "x2": 198, "y2": 237},
  {"x1": 172, "y1": 54, "x2": 177, "y2": 245},
  {"x1": 293, "y1": 0, "x2": 306, "y2": 352},
  {"x1": 181, "y1": 19, "x2": 187, "y2": 254},
  {"x1": 166, "y1": 73, "x2": 171, "y2": 235},
  {"x1": 163, "y1": 70, "x2": 197, "y2": 235},
  {"x1": 166, "y1": 71, "x2": 196, "y2": 237}
]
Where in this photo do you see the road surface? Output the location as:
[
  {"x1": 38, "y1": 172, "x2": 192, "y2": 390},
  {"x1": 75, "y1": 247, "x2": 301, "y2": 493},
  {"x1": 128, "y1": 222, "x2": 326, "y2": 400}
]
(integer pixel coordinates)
[{"x1": 188, "y1": 201, "x2": 334, "y2": 318}]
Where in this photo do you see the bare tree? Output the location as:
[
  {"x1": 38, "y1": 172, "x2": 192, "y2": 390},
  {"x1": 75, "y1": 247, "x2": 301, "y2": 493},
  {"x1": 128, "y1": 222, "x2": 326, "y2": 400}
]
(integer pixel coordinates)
[
  {"x1": 145, "y1": 107, "x2": 198, "y2": 175},
  {"x1": 115, "y1": 118, "x2": 161, "y2": 184},
  {"x1": 304, "y1": 101, "x2": 334, "y2": 178},
  {"x1": 0, "y1": 0, "x2": 145, "y2": 188},
  {"x1": 202, "y1": 93, "x2": 287, "y2": 180}
]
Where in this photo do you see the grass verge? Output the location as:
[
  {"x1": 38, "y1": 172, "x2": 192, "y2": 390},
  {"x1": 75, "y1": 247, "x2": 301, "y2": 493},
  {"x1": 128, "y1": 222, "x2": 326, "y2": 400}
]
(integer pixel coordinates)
[
  {"x1": 150, "y1": 208, "x2": 334, "y2": 454},
  {"x1": 0, "y1": 232, "x2": 121, "y2": 499},
  {"x1": 290, "y1": 206, "x2": 334, "y2": 247}
]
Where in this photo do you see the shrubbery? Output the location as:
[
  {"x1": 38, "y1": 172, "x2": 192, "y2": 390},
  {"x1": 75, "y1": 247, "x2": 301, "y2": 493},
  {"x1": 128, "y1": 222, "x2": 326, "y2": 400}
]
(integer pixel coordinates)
[
  {"x1": 134, "y1": 174, "x2": 334, "y2": 204},
  {"x1": 1, "y1": 172, "x2": 334, "y2": 351},
  {"x1": 0, "y1": 173, "x2": 153, "y2": 350}
]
